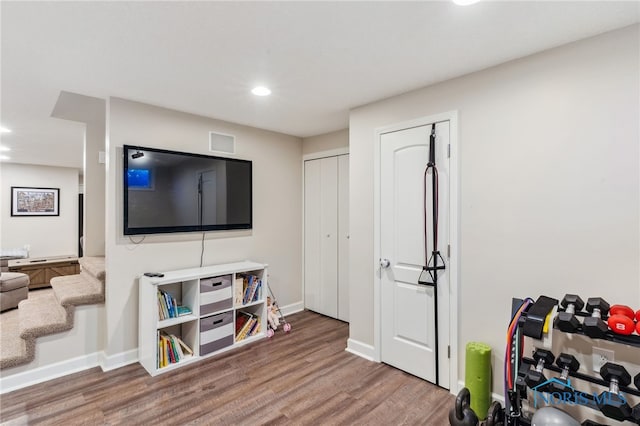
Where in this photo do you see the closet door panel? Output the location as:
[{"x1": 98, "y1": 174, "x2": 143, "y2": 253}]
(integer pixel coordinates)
[
  {"x1": 319, "y1": 157, "x2": 338, "y2": 318},
  {"x1": 304, "y1": 157, "x2": 338, "y2": 318},
  {"x1": 304, "y1": 160, "x2": 322, "y2": 313},
  {"x1": 337, "y1": 154, "x2": 350, "y2": 322}
]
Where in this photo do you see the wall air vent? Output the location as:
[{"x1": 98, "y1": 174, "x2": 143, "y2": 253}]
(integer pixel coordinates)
[{"x1": 209, "y1": 131, "x2": 235, "y2": 154}]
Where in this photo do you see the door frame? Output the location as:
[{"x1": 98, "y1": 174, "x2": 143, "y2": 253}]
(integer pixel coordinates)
[{"x1": 373, "y1": 111, "x2": 459, "y2": 393}]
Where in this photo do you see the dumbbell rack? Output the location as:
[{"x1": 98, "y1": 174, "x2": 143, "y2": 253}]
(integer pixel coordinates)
[
  {"x1": 554, "y1": 307, "x2": 640, "y2": 347},
  {"x1": 506, "y1": 298, "x2": 640, "y2": 425}
]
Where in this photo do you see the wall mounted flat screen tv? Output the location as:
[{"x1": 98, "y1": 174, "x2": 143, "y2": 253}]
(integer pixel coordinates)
[{"x1": 123, "y1": 145, "x2": 252, "y2": 235}]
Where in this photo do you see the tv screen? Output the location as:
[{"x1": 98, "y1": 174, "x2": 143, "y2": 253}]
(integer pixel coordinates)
[{"x1": 123, "y1": 145, "x2": 252, "y2": 235}]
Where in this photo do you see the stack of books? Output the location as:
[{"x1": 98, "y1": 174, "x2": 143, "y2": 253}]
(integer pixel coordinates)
[
  {"x1": 157, "y1": 289, "x2": 192, "y2": 320},
  {"x1": 235, "y1": 311, "x2": 261, "y2": 341},
  {"x1": 237, "y1": 275, "x2": 262, "y2": 306},
  {"x1": 157, "y1": 332, "x2": 193, "y2": 368}
]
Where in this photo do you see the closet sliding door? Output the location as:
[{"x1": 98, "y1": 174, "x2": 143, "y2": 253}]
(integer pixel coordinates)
[{"x1": 304, "y1": 154, "x2": 349, "y2": 321}]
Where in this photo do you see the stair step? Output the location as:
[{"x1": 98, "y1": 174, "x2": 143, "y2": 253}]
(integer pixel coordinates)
[
  {"x1": 50, "y1": 272, "x2": 104, "y2": 306},
  {"x1": 0, "y1": 311, "x2": 33, "y2": 369},
  {"x1": 79, "y1": 256, "x2": 105, "y2": 282},
  {"x1": 18, "y1": 293, "x2": 74, "y2": 339}
]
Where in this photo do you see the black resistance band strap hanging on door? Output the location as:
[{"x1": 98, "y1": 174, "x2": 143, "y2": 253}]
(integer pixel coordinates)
[{"x1": 418, "y1": 123, "x2": 446, "y2": 386}]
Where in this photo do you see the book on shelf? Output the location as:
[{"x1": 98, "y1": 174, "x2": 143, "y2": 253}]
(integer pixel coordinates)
[
  {"x1": 247, "y1": 315, "x2": 260, "y2": 336},
  {"x1": 157, "y1": 289, "x2": 190, "y2": 320},
  {"x1": 176, "y1": 306, "x2": 192, "y2": 316},
  {"x1": 242, "y1": 275, "x2": 254, "y2": 304},
  {"x1": 240, "y1": 275, "x2": 261, "y2": 305},
  {"x1": 247, "y1": 278, "x2": 260, "y2": 303},
  {"x1": 157, "y1": 332, "x2": 193, "y2": 368},
  {"x1": 235, "y1": 311, "x2": 254, "y2": 340},
  {"x1": 234, "y1": 276, "x2": 244, "y2": 306}
]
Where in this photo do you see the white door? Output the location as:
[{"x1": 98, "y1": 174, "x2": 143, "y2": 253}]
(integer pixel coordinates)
[
  {"x1": 380, "y1": 122, "x2": 450, "y2": 388},
  {"x1": 304, "y1": 157, "x2": 338, "y2": 318},
  {"x1": 337, "y1": 155, "x2": 349, "y2": 322}
]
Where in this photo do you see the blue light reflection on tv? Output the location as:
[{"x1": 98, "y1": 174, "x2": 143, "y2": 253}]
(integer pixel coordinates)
[{"x1": 127, "y1": 169, "x2": 151, "y2": 188}]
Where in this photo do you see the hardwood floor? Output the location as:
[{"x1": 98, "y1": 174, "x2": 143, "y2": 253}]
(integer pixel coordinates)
[{"x1": 0, "y1": 310, "x2": 453, "y2": 425}]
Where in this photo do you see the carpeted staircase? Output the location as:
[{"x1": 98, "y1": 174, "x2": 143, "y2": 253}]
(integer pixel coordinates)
[{"x1": 0, "y1": 256, "x2": 105, "y2": 370}]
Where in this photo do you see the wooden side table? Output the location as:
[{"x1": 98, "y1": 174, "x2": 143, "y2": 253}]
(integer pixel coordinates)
[{"x1": 8, "y1": 255, "x2": 80, "y2": 290}]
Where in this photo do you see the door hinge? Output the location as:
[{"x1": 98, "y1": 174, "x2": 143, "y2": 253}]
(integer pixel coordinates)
[
  {"x1": 447, "y1": 244, "x2": 450, "y2": 258},
  {"x1": 447, "y1": 345, "x2": 451, "y2": 359},
  {"x1": 447, "y1": 144, "x2": 450, "y2": 158}
]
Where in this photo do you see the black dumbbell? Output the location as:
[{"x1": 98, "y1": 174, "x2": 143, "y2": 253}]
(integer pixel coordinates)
[
  {"x1": 554, "y1": 294, "x2": 585, "y2": 333},
  {"x1": 549, "y1": 353, "x2": 580, "y2": 394},
  {"x1": 583, "y1": 297, "x2": 610, "y2": 338},
  {"x1": 634, "y1": 372, "x2": 640, "y2": 390},
  {"x1": 448, "y1": 387, "x2": 479, "y2": 426},
  {"x1": 597, "y1": 362, "x2": 632, "y2": 421},
  {"x1": 525, "y1": 349, "x2": 555, "y2": 391}
]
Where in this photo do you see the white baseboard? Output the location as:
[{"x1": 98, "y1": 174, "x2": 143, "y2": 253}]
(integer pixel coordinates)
[
  {"x1": 345, "y1": 338, "x2": 377, "y2": 362},
  {"x1": 0, "y1": 352, "x2": 101, "y2": 394},
  {"x1": 279, "y1": 300, "x2": 304, "y2": 317},
  {"x1": 100, "y1": 348, "x2": 138, "y2": 372},
  {"x1": 0, "y1": 349, "x2": 139, "y2": 394}
]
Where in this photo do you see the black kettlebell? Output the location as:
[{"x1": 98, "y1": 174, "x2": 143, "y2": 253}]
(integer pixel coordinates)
[{"x1": 449, "y1": 388, "x2": 479, "y2": 426}]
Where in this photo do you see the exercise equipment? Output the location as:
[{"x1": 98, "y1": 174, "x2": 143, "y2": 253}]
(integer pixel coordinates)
[
  {"x1": 449, "y1": 387, "x2": 479, "y2": 426},
  {"x1": 554, "y1": 294, "x2": 584, "y2": 333},
  {"x1": 418, "y1": 123, "x2": 445, "y2": 386},
  {"x1": 525, "y1": 349, "x2": 555, "y2": 390},
  {"x1": 548, "y1": 353, "x2": 579, "y2": 394},
  {"x1": 597, "y1": 362, "x2": 632, "y2": 421},
  {"x1": 465, "y1": 342, "x2": 492, "y2": 420},
  {"x1": 583, "y1": 298, "x2": 610, "y2": 339},
  {"x1": 485, "y1": 401, "x2": 504, "y2": 426},
  {"x1": 632, "y1": 403, "x2": 640, "y2": 424},
  {"x1": 530, "y1": 406, "x2": 580, "y2": 426},
  {"x1": 608, "y1": 304, "x2": 636, "y2": 335},
  {"x1": 635, "y1": 372, "x2": 640, "y2": 390}
]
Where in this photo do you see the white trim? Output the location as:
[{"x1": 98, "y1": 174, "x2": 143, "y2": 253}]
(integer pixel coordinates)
[
  {"x1": 99, "y1": 348, "x2": 138, "y2": 372},
  {"x1": 345, "y1": 338, "x2": 377, "y2": 362},
  {"x1": 0, "y1": 348, "x2": 139, "y2": 394},
  {"x1": 302, "y1": 147, "x2": 349, "y2": 161},
  {"x1": 279, "y1": 301, "x2": 304, "y2": 317},
  {"x1": 373, "y1": 111, "x2": 460, "y2": 391},
  {"x1": 0, "y1": 352, "x2": 101, "y2": 394}
]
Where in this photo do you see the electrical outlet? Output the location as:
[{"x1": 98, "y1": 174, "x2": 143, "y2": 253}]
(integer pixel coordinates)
[{"x1": 592, "y1": 347, "x2": 614, "y2": 372}]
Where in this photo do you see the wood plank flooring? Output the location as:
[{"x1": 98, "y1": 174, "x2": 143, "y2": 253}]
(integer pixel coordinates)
[{"x1": 0, "y1": 310, "x2": 453, "y2": 425}]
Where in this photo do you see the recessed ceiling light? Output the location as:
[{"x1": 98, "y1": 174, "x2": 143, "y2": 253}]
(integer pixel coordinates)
[
  {"x1": 0, "y1": 126, "x2": 12, "y2": 133},
  {"x1": 0, "y1": 145, "x2": 10, "y2": 152},
  {"x1": 251, "y1": 86, "x2": 271, "y2": 96},
  {"x1": 452, "y1": 0, "x2": 480, "y2": 5}
]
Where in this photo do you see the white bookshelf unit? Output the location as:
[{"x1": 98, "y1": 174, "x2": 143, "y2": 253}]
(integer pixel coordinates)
[{"x1": 138, "y1": 260, "x2": 267, "y2": 376}]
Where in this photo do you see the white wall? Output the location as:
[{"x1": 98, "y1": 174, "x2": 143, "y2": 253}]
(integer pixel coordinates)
[
  {"x1": 0, "y1": 163, "x2": 79, "y2": 257},
  {"x1": 105, "y1": 98, "x2": 303, "y2": 357},
  {"x1": 349, "y1": 23, "x2": 639, "y2": 400},
  {"x1": 302, "y1": 128, "x2": 348, "y2": 155}
]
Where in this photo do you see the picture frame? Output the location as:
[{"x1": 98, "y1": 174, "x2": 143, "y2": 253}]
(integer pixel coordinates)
[{"x1": 11, "y1": 187, "x2": 60, "y2": 216}]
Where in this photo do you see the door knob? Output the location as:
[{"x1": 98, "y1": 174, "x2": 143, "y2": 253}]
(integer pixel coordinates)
[{"x1": 380, "y1": 258, "x2": 391, "y2": 269}]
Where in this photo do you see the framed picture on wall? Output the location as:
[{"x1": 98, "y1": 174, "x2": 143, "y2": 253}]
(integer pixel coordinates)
[{"x1": 11, "y1": 187, "x2": 60, "y2": 216}]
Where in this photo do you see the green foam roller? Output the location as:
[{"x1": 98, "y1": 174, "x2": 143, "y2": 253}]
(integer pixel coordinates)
[{"x1": 465, "y1": 342, "x2": 492, "y2": 419}]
